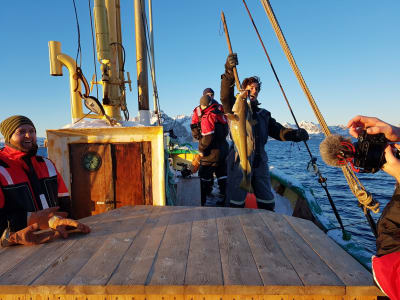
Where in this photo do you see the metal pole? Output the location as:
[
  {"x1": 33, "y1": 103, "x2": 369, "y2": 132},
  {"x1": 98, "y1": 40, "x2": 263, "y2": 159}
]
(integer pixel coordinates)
[
  {"x1": 134, "y1": 0, "x2": 150, "y2": 125},
  {"x1": 148, "y1": 0, "x2": 160, "y2": 125}
]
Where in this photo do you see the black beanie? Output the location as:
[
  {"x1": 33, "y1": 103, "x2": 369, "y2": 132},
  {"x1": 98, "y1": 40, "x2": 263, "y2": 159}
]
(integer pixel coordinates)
[
  {"x1": 200, "y1": 95, "x2": 211, "y2": 107},
  {"x1": 202, "y1": 88, "x2": 214, "y2": 96},
  {"x1": 0, "y1": 115, "x2": 36, "y2": 143}
]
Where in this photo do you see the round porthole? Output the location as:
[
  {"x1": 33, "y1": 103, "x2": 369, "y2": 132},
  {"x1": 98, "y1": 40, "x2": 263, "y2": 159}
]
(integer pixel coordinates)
[{"x1": 82, "y1": 151, "x2": 102, "y2": 172}]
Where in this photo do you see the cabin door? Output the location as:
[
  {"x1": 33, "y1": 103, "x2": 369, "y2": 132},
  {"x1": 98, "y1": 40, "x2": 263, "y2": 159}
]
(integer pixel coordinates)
[{"x1": 69, "y1": 142, "x2": 152, "y2": 219}]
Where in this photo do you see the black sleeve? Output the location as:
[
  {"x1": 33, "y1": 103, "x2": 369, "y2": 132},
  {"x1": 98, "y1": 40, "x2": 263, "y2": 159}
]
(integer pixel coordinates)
[
  {"x1": 190, "y1": 123, "x2": 201, "y2": 140},
  {"x1": 267, "y1": 116, "x2": 286, "y2": 141},
  {"x1": 376, "y1": 185, "x2": 400, "y2": 257},
  {"x1": 220, "y1": 71, "x2": 236, "y2": 114},
  {"x1": 198, "y1": 134, "x2": 214, "y2": 157}
]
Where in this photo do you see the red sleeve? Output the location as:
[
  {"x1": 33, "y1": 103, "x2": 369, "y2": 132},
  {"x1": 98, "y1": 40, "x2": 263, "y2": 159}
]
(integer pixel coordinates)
[
  {"x1": 56, "y1": 169, "x2": 69, "y2": 197},
  {"x1": 191, "y1": 108, "x2": 199, "y2": 125}
]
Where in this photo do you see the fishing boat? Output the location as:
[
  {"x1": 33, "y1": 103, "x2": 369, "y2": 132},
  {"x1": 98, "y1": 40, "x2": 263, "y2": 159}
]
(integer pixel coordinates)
[{"x1": 0, "y1": 1, "x2": 385, "y2": 299}]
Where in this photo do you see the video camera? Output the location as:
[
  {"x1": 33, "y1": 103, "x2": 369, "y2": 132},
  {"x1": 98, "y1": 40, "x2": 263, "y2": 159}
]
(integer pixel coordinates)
[
  {"x1": 353, "y1": 130, "x2": 392, "y2": 173},
  {"x1": 320, "y1": 130, "x2": 400, "y2": 173}
]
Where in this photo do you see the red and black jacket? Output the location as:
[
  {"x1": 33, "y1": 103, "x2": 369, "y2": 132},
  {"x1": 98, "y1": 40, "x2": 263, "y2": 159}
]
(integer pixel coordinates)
[
  {"x1": 191, "y1": 101, "x2": 228, "y2": 155},
  {"x1": 0, "y1": 146, "x2": 70, "y2": 233}
]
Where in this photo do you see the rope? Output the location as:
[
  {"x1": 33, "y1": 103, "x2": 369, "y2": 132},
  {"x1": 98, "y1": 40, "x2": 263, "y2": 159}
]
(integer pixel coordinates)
[
  {"x1": 242, "y1": 0, "x2": 350, "y2": 239},
  {"x1": 260, "y1": 0, "x2": 379, "y2": 215}
]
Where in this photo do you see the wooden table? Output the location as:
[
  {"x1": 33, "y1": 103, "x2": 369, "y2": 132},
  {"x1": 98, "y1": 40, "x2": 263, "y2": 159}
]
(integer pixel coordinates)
[{"x1": 0, "y1": 206, "x2": 383, "y2": 300}]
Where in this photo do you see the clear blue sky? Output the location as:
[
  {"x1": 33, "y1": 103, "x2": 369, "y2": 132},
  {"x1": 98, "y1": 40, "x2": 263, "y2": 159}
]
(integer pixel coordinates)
[{"x1": 1, "y1": 1, "x2": 399, "y2": 137}]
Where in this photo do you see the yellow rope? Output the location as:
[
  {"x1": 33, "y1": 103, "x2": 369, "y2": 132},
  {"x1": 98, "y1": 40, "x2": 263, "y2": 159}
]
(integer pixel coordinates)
[{"x1": 260, "y1": 0, "x2": 379, "y2": 214}]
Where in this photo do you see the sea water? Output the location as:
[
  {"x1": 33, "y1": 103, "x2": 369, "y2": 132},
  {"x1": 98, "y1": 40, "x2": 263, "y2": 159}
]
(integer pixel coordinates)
[
  {"x1": 37, "y1": 140, "x2": 395, "y2": 257},
  {"x1": 267, "y1": 137, "x2": 396, "y2": 257}
]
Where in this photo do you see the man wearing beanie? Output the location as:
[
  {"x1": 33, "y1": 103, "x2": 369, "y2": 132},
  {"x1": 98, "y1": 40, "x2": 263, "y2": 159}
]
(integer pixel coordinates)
[
  {"x1": 191, "y1": 94, "x2": 229, "y2": 207},
  {"x1": 0, "y1": 115, "x2": 89, "y2": 246}
]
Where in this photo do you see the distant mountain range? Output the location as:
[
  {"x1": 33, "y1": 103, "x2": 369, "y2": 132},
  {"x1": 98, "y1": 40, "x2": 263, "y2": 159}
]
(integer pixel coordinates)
[{"x1": 0, "y1": 113, "x2": 349, "y2": 146}]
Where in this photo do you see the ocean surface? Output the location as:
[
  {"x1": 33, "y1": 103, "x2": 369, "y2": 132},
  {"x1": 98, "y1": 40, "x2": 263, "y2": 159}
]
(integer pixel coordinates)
[
  {"x1": 16, "y1": 141, "x2": 398, "y2": 257},
  {"x1": 266, "y1": 137, "x2": 396, "y2": 257}
]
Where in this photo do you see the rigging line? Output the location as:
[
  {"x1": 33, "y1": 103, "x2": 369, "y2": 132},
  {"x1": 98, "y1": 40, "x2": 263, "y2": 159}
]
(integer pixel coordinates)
[
  {"x1": 259, "y1": 0, "x2": 378, "y2": 234},
  {"x1": 242, "y1": 0, "x2": 314, "y2": 158},
  {"x1": 88, "y1": 0, "x2": 99, "y2": 99},
  {"x1": 72, "y1": 0, "x2": 82, "y2": 68},
  {"x1": 242, "y1": 0, "x2": 349, "y2": 237},
  {"x1": 139, "y1": 0, "x2": 162, "y2": 124}
]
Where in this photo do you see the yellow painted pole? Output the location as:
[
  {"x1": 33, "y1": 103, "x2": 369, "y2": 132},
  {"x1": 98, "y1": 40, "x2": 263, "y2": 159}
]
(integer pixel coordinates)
[
  {"x1": 104, "y1": 0, "x2": 122, "y2": 120},
  {"x1": 134, "y1": 0, "x2": 150, "y2": 125},
  {"x1": 48, "y1": 41, "x2": 83, "y2": 123}
]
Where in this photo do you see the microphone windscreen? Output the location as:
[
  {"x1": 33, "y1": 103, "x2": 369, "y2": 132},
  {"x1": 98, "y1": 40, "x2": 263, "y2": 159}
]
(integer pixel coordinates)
[{"x1": 319, "y1": 134, "x2": 352, "y2": 167}]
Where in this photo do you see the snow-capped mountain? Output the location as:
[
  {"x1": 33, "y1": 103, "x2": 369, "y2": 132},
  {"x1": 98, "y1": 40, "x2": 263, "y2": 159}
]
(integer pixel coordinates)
[
  {"x1": 283, "y1": 121, "x2": 349, "y2": 137},
  {"x1": 0, "y1": 113, "x2": 352, "y2": 147}
]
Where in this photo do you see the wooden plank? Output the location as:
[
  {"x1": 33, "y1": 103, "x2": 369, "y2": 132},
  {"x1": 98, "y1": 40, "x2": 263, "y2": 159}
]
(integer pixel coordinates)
[
  {"x1": 176, "y1": 178, "x2": 200, "y2": 206},
  {"x1": 114, "y1": 143, "x2": 144, "y2": 207},
  {"x1": 0, "y1": 239, "x2": 77, "y2": 285},
  {"x1": 107, "y1": 206, "x2": 173, "y2": 285},
  {"x1": 147, "y1": 207, "x2": 195, "y2": 285},
  {"x1": 185, "y1": 207, "x2": 223, "y2": 285},
  {"x1": 238, "y1": 210, "x2": 303, "y2": 286},
  {"x1": 67, "y1": 208, "x2": 152, "y2": 285},
  {"x1": 259, "y1": 211, "x2": 344, "y2": 290},
  {"x1": 283, "y1": 215, "x2": 376, "y2": 288},
  {"x1": 31, "y1": 236, "x2": 107, "y2": 285},
  {"x1": 215, "y1": 207, "x2": 263, "y2": 285},
  {"x1": 0, "y1": 245, "x2": 45, "y2": 278},
  {"x1": 142, "y1": 141, "x2": 153, "y2": 205}
]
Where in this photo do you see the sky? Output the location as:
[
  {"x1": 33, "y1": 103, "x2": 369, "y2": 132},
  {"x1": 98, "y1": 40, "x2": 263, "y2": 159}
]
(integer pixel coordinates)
[{"x1": 0, "y1": 1, "x2": 399, "y2": 137}]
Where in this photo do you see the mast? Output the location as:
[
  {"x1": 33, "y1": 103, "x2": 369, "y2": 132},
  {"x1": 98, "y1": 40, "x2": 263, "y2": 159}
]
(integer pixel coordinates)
[
  {"x1": 134, "y1": 0, "x2": 150, "y2": 125},
  {"x1": 94, "y1": 0, "x2": 122, "y2": 120}
]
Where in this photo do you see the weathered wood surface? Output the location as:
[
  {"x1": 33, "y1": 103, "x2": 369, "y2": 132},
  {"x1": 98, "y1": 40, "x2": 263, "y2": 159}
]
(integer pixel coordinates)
[
  {"x1": 176, "y1": 177, "x2": 201, "y2": 206},
  {"x1": 0, "y1": 206, "x2": 383, "y2": 298}
]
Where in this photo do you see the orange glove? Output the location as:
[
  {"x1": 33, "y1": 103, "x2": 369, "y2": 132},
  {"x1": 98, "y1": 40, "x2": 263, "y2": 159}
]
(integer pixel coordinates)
[
  {"x1": 28, "y1": 207, "x2": 68, "y2": 230},
  {"x1": 190, "y1": 154, "x2": 201, "y2": 173},
  {"x1": 48, "y1": 216, "x2": 91, "y2": 239},
  {"x1": 1, "y1": 223, "x2": 60, "y2": 247}
]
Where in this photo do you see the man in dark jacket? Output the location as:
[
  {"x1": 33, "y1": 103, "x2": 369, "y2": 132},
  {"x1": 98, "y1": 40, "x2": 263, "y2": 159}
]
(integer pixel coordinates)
[
  {"x1": 347, "y1": 115, "x2": 400, "y2": 299},
  {"x1": 220, "y1": 54, "x2": 309, "y2": 210},
  {"x1": 0, "y1": 115, "x2": 90, "y2": 246},
  {"x1": 191, "y1": 93, "x2": 229, "y2": 206}
]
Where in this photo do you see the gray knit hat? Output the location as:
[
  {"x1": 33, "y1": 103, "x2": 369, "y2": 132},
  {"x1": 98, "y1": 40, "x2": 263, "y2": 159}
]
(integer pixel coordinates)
[{"x1": 0, "y1": 115, "x2": 36, "y2": 143}]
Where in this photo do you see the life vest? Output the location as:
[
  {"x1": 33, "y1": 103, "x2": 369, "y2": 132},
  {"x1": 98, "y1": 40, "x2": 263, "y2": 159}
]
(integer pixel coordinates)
[
  {"x1": 0, "y1": 146, "x2": 69, "y2": 232},
  {"x1": 191, "y1": 102, "x2": 226, "y2": 136},
  {"x1": 191, "y1": 99, "x2": 225, "y2": 135}
]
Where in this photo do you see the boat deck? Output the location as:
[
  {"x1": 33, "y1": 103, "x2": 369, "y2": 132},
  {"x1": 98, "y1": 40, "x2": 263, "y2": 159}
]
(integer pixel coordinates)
[{"x1": 0, "y1": 205, "x2": 383, "y2": 300}]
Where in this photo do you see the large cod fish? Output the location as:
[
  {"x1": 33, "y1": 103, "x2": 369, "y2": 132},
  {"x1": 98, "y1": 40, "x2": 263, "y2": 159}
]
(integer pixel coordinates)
[{"x1": 227, "y1": 91, "x2": 255, "y2": 192}]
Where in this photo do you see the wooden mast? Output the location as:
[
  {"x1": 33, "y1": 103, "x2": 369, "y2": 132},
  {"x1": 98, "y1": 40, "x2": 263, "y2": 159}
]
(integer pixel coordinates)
[{"x1": 134, "y1": 0, "x2": 150, "y2": 125}]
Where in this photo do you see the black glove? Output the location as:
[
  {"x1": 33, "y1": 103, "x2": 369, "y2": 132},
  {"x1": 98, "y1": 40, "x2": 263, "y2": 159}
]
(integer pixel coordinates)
[
  {"x1": 225, "y1": 53, "x2": 238, "y2": 73},
  {"x1": 295, "y1": 128, "x2": 309, "y2": 142}
]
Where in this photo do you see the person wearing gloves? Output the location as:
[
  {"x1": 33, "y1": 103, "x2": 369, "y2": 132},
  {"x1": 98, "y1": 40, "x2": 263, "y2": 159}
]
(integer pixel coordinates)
[
  {"x1": 347, "y1": 115, "x2": 400, "y2": 299},
  {"x1": 191, "y1": 94, "x2": 229, "y2": 206},
  {"x1": 0, "y1": 115, "x2": 90, "y2": 246},
  {"x1": 220, "y1": 53, "x2": 309, "y2": 210}
]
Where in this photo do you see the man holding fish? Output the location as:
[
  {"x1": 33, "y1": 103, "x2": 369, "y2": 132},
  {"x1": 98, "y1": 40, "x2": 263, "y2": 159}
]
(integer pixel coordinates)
[{"x1": 220, "y1": 54, "x2": 309, "y2": 210}]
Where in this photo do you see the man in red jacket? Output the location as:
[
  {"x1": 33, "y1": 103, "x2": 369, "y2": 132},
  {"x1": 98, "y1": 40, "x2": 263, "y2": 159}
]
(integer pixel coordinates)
[
  {"x1": 191, "y1": 92, "x2": 229, "y2": 206},
  {"x1": 0, "y1": 115, "x2": 89, "y2": 246}
]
